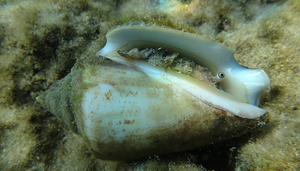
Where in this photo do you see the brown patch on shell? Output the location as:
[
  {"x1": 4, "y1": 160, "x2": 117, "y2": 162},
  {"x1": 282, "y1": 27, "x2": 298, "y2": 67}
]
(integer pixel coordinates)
[{"x1": 124, "y1": 119, "x2": 136, "y2": 125}]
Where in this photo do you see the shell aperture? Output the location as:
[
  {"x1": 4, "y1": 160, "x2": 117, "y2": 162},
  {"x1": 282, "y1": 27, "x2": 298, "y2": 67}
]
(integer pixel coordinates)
[
  {"x1": 96, "y1": 26, "x2": 270, "y2": 106},
  {"x1": 96, "y1": 26, "x2": 270, "y2": 119}
]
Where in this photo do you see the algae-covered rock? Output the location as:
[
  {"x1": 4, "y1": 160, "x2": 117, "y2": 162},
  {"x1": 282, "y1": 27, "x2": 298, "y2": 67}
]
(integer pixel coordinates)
[{"x1": 1, "y1": 0, "x2": 300, "y2": 170}]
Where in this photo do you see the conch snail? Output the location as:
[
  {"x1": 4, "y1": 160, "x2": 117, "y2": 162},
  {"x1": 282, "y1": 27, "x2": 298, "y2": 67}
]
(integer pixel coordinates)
[{"x1": 36, "y1": 26, "x2": 270, "y2": 161}]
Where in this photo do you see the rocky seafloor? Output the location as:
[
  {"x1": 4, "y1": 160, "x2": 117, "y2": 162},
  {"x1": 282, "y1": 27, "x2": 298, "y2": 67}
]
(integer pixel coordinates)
[{"x1": 0, "y1": 0, "x2": 299, "y2": 170}]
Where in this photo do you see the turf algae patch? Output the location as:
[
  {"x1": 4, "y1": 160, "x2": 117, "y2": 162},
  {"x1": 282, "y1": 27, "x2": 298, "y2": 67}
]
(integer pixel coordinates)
[
  {"x1": 0, "y1": 0, "x2": 120, "y2": 170},
  {"x1": 0, "y1": 104, "x2": 65, "y2": 170},
  {"x1": 214, "y1": 1, "x2": 300, "y2": 170},
  {"x1": 0, "y1": 0, "x2": 117, "y2": 105}
]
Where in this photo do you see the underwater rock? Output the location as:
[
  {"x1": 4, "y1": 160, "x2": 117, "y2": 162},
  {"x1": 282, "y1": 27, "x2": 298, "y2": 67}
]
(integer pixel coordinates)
[{"x1": 36, "y1": 26, "x2": 269, "y2": 161}]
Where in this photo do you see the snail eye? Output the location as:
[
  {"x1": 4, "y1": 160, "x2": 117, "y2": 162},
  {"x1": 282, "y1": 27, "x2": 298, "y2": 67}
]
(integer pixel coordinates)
[{"x1": 217, "y1": 72, "x2": 225, "y2": 79}]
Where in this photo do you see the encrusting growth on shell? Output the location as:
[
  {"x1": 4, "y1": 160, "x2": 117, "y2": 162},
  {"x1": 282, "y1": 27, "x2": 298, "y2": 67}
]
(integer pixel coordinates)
[{"x1": 118, "y1": 48, "x2": 220, "y2": 88}]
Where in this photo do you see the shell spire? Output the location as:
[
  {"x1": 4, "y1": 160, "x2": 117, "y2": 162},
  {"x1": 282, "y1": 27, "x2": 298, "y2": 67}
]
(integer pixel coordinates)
[{"x1": 36, "y1": 73, "x2": 78, "y2": 133}]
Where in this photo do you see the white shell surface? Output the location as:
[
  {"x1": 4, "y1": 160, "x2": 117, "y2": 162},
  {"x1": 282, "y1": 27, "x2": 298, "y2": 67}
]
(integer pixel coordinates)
[
  {"x1": 36, "y1": 57, "x2": 268, "y2": 161},
  {"x1": 81, "y1": 64, "x2": 202, "y2": 144},
  {"x1": 81, "y1": 59, "x2": 267, "y2": 146}
]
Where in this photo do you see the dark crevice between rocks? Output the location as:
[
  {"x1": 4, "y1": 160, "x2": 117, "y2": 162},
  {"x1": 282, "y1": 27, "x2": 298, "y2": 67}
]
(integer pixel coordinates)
[
  {"x1": 216, "y1": 14, "x2": 231, "y2": 33},
  {"x1": 260, "y1": 85, "x2": 282, "y2": 105},
  {"x1": 26, "y1": 109, "x2": 66, "y2": 169},
  {"x1": 10, "y1": 26, "x2": 78, "y2": 105}
]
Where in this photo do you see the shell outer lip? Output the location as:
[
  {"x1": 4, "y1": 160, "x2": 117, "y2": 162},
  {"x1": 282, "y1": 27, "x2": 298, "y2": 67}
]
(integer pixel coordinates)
[{"x1": 96, "y1": 26, "x2": 270, "y2": 119}]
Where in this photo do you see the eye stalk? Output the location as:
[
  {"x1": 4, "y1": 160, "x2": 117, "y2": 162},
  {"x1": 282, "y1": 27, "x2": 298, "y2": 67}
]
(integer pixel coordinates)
[
  {"x1": 217, "y1": 72, "x2": 225, "y2": 79},
  {"x1": 211, "y1": 72, "x2": 225, "y2": 83}
]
